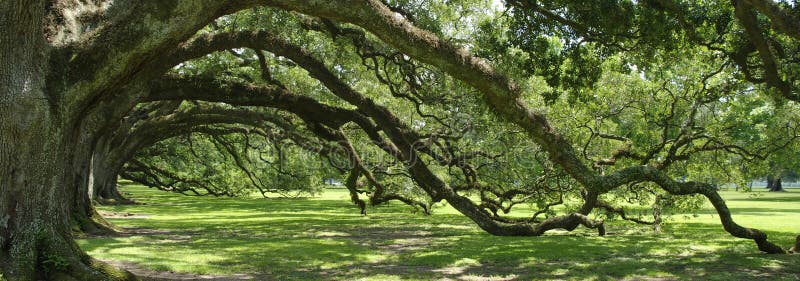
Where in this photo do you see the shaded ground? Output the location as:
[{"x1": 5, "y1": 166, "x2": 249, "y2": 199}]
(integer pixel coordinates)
[
  {"x1": 78, "y1": 185, "x2": 800, "y2": 280},
  {"x1": 102, "y1": 259, "x2": 256, "y2": 281}
]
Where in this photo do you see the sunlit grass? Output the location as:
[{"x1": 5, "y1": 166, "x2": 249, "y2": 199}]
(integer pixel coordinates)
[{"x1": 78, "y1": 184, "x2": 800, "y2": 280}]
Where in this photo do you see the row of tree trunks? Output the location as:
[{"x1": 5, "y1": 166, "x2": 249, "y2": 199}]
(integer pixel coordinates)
[
  {"x1": 1, "y1": 0, "x2": 230, "y2": 277},
  {"x1": 0, "y1": 2, "x2": 117, "y2": 279},
  {"x1": 0, "y1": 99, "x2": 132, "y2": 279},
  {"x1": 90, "y1": 136, "x2": 131, "y2": 204}
]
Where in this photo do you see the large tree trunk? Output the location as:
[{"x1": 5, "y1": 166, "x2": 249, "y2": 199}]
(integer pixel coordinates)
[
  {"x1": 766, "y1": 175, "x2": 785, "y2": 192},
  {"x1": 2, "y1": 0, "x2": 256, "y2": 278},
  {"x1": 90, "y1": 136, "x2": 132, "y2": 204},
  {"x1": 94, "y1": 171, "x2": 126, "y2": 203},
  {"x1": 0, "y1": 2, "x2": 134, "y2": 279},
  {"x1": 72, "y1": 137, "x2": 119, "y2": 235},
  {"x1": 0, "y1": 106, "x2": 131, "y2": 280}
]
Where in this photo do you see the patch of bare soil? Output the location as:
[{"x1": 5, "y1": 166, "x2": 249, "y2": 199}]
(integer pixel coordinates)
[
  {"x1": 87, "y1": 227, "x2": 265, "y2": 280},
  {"x1": 339, "y1": 228, "x2": 439, "y2": 254},
  {"x1": 98, "y1": 210, "x2": 151, "y2": 219},
  {"x1": 101, "y1": 259, "x2": 265, "y2": 281},
  {"x1": 82, "y1": 226, "x2": 189, "y2": 240},
  {"x1": 328, "y1": 264, "x2": 520, "y2": 281}
]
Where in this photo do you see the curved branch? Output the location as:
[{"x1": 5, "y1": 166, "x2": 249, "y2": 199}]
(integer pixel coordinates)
[
  {"x1": 604, "y1": 165, "x2": 786, "y2": 253},
  {"x1": 63, "y1": 0, "x2": 254, "y2": 125},
  {"x1": 733, "y1": 0, "x2": 792, "y2": 98},
  {"x1": 745, "y1": 0, "x2": 800, "y2": 39}
]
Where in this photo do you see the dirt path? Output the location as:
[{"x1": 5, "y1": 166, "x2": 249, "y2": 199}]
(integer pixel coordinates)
[{"x1": 101, "y1": 259, "x2": 262, "y2": 281}]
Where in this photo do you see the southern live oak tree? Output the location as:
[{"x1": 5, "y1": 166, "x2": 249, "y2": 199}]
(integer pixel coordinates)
[{"x1": 2, "y1": 0, "x2": 799, "y2": 279}]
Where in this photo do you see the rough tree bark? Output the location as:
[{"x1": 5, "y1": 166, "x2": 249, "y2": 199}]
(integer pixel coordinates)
[
  {"x1": 90, "y1": 135, "x2": 130, "y2": 203},
  {"x1": 0, "y1": 2, "x2": 134, "y2": 279}
]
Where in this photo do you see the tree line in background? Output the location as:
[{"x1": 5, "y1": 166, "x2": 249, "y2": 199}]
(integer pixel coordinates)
[{"x1": 1, "y1": 0, "x2": 799, "y2": 279}]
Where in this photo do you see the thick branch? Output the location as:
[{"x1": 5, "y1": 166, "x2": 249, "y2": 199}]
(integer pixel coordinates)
[
  {"x1": 733, "y1": 0, "x2": 792, "y2": 98},
  {"x1": 745, "y1": 0, "x2": 800, "y2": 39},
  {"x1": 258, "y1": 0, "x2": 601, "y2": 190},
  {"x1": 604, "y1": 165, "x2": 785, "y2": 253}
]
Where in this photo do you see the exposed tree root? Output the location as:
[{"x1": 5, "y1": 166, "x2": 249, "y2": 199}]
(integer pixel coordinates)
[
  {"x1": 789, "y1": 235, "x2": 799, "y2": 253},
  {"x1": 72, "y1": 208, "x2": 119, "y2": 237},
  {"x1": 96, "y1": 182, "x2": 137, "y2": 206},
  {"x1": 2, "y1": 229, "x2": 137, "y2": 281},
  {"x1": 96, "y1": 196, "x2": 137, "y2": 206}
]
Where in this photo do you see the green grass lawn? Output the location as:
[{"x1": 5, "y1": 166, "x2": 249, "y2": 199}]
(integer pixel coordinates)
[{"x1": 78, "y1": 184, "x2": 800, "y2": 280}]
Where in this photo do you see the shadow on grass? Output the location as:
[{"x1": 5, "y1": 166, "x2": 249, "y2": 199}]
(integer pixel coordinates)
[
  {"x1": 724, "y1": 190, "x2": 800, "y2": 203},
  {"x1": 727, "y1": 196, "x2": 800, "y2": 203},
  {"x1": 78, "y1": 185, "x2": 800, "y2": 281}
]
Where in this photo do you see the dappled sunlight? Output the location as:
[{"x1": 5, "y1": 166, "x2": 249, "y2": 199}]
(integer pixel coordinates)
[{"x1": 76, "y1": 185, "x2": 800, "y2": 280}]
